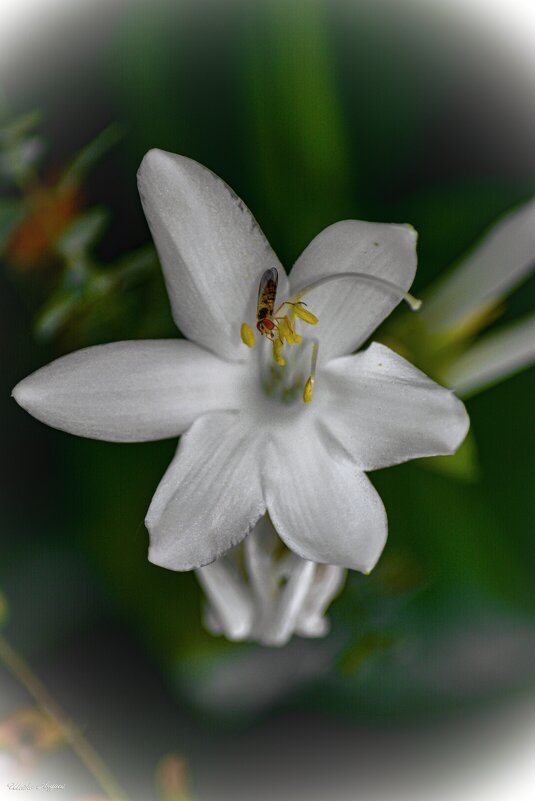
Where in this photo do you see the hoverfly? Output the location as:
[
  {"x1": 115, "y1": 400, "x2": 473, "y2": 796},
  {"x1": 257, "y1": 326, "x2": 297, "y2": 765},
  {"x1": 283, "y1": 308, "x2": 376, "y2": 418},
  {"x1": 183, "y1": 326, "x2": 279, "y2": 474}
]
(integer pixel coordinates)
[{"x1": 256, "y1": 267, "x2": 279, "y2": 339}]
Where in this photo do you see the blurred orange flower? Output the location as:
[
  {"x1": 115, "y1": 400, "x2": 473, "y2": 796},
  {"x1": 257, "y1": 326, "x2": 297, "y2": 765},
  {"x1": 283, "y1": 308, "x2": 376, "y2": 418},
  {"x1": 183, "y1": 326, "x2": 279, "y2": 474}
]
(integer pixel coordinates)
[
  {"x1": 157, "y1": 754, "x2": 193, "y2": 801},
  {"x1": 7, "y1": 183, "x2": 81, "y2": 270}
]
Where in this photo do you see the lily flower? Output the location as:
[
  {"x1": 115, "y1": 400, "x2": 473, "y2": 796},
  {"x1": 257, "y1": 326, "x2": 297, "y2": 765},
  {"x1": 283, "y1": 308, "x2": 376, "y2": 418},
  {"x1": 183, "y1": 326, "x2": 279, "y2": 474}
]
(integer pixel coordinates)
[
  {"x1": 12, "y1": 150, "x2": 468, "y2": 644},
  {"x1": 198, "y1": 516, "x2": 347, "y2": 645}
]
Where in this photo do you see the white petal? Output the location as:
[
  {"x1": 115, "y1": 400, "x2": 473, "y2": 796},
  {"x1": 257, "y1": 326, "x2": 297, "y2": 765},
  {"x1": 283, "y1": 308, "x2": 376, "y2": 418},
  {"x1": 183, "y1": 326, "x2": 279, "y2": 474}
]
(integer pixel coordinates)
[
  {"x1": 147, "y1": 412, "x2": 265, "y2": 570},
  {"x1": 196, "y1": 559, "x2": 254, "y2": 641},
  {"x1": 288, "y1": 220, "x2": 417, "y2": 360},
  {"x1": 203, "y1": 603, "x2": 224, "y2": 636},
  {"x1": 264, "y1": 424, "x2": 387, "y2": 572},
  {"x1": 12, "y1": 340, "x2": 247, "y2": 443},
  {"x1": 243, "y1": 516, "x2": 279, "y2": 608},
  {"x1": 320, "y1": 342, "x2": 469, "y2": 470},
  {"x1": 295, "y1": 565, "x2": 347, "y2": 638},
  {"x1": 443, "y1": 314, "x2": 535, "y2": 398},
  {"x1": 261, "y1": 557, "x2": 317, "y2": 647},
  {"x1": 137, "y1": 149, "x2": 288, "y2": 359},
  {"x1": 421, "y1": 197, "x2": 535, "y2": 334}
]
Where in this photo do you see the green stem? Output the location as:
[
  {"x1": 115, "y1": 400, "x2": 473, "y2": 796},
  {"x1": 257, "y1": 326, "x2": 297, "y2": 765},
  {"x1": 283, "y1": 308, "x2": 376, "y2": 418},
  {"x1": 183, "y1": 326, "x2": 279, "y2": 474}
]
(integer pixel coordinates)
[{"x1": 0, "y1": 634, "x2": 129, "y2": 801}]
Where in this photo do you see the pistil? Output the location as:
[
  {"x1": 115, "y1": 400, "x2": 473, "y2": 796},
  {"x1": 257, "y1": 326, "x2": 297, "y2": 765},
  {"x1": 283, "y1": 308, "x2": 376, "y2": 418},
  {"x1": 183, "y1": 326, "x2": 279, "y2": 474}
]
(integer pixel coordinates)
[{"x1": 289, "y1": 271, "x2": 422, "y2": 311}]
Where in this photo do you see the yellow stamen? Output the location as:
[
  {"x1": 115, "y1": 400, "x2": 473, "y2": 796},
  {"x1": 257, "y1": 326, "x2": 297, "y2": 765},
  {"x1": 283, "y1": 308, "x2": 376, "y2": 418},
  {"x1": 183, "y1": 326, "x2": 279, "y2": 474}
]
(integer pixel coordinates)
[
  {"x1": 240, "y1": 322, "x2": 256, "y2": 348},
  {"x1": 302, "y1": 340, "x2": 319, "y2": 404},
  {"x1": 303, "y1": 376, "x2": 314, "y2": 404},
  {"x1": 272, "y1": 336, "x2": 285, "y2": 366},
  {"x1": 276, "y1": 316, "x2": 293, "y2": 344},
  {"x1": 284, "y1": 315, "x2": 303, "y2": 344},
  {"x1": 293, "y1": 304, "x2": 319, "y2": 325}
]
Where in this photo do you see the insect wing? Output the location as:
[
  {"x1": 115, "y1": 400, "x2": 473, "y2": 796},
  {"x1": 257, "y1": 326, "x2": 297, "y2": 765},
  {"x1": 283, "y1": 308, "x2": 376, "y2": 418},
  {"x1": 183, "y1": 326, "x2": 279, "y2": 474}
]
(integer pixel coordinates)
[{"x1": 257, "y1": 268, "x2": 278, "y2": 319}]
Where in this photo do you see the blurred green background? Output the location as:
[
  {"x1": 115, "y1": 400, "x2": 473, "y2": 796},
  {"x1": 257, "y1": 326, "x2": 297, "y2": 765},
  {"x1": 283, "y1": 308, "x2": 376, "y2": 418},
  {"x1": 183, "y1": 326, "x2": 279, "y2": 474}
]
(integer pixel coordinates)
[{"x1": 1, "y1": 0, "x2": 535, "y2": 796}]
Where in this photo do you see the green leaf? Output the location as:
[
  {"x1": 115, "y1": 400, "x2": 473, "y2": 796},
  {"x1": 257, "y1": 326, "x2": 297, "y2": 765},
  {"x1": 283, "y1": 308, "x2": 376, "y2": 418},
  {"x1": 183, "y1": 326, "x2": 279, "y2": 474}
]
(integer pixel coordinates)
[
  {"x1": 0, "y1": 136, "x2": 44, "y2": 182},
  {"x1": 0, "y1": 198, "x2": 25, "y2": 254},
  {"x1": 59, "y1": 124, "x2": 124, "y2": 189},
  {"x1": 0, "y1": 109, "x2": 42, "y2": 144},
  {"x1": 55, "y1": 208, "x2": 110, "y2": 257},
  {"x1": 243, "y1": 0, "x2": 355, "y2": 260},
  {"x1": 34, "y1": 287, "x2": 81, "y2": 341},
  {"x1": 110, "y1": 244, "x2": 159, "y2": 287}
]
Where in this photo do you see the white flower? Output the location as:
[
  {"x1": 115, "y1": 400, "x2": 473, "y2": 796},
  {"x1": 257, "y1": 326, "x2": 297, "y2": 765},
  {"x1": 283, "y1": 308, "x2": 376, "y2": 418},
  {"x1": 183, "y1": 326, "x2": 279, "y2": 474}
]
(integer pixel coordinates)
[
  {"x1": 419, "y1": 197, "x2": 535, "y2": 398},
  {"x1": 12, "y1": 150, "x2": 468, "y2": 643},
  {"x1": 197, "y1": 516, "x2": 346, "y2": 646}
]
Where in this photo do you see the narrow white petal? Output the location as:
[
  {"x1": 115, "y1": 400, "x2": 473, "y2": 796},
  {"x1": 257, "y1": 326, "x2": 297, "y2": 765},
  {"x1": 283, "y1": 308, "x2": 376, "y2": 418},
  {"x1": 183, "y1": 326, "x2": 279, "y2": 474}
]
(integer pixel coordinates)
[
  {"x1": 243, "y1": 516, "x2": 279, "y2": 608},
  {"x1": 295, "y1": 565, "x2": 347, "y2": 638},
  {"x1": 288, "y1": 220, "x2": 417, "y2": 360},
  {"x1": 147, "y1": 412, "x2": 265, "y2": 570},
  {"x1": 196, "y1": 559, "x2": 254, "y2": 641},
  {"x1": 444, "y1": 314, "x2": 535, "y2": 398},
  {"x1": 137, "y1": 149, "x2": 288, "y2": 359},
  {"x1": 203, "y1": 604, "x2": 224, "y2": 635},
  {"x1": 264, "y1": 424, "x2": 387, "y2": 572},
  {"x1": 320, "y1": 342, "x2": 469, "y2": 470},
  {"x1": 262, "y1": 557, "x2": 316, "y2": 647},
  {"x1": 421, "y1": 197, "x2": 535, "y2": 334},
  {"x1": 12, "y1": 340, "x2": 247, "y2": 442}
]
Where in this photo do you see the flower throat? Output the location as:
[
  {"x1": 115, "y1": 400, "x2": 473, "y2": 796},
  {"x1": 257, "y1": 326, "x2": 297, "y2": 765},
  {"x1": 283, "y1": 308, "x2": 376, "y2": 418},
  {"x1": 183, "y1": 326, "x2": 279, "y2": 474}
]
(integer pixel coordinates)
[{"x1": 241, "y1": 267, "x2": 422, "y2": 404}]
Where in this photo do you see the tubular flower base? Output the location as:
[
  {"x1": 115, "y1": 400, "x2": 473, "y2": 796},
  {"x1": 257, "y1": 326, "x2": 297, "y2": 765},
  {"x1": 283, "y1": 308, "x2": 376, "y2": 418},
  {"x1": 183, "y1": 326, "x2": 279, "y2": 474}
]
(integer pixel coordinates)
[
  {"x1": 197, "y1": 516, "x2": 346, "y2": 646},
  {"x1": 12, "y1": 150, "x2": 469, "y2": 645}
]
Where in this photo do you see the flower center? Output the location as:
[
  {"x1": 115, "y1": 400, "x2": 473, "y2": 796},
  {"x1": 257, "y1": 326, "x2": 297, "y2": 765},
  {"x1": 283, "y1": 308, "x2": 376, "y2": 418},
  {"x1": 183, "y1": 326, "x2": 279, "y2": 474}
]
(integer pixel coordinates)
[
  {"x1": 257, "y1": 336, "x2": 317, "y2": 404},
  {"x1": 240, "y1": 267, "x2": 320, "y2": 403},
  {"x1": 241, "y1": 268, "x2": 422, "y2": 404}
]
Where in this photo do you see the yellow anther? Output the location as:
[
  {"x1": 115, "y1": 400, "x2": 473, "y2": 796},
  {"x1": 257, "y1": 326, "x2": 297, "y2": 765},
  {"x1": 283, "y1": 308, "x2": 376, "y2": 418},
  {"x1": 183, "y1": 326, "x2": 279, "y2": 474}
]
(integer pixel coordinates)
[
  {"x1": 303, "y1": 376, "x2": 314, "y2": 404},
  {"x1": 276, "y1": 316, "x2": 292, "y2": 344},
  {"x1": 240, "y1": 322, "x2": 256, "y2": 348},
  {"x1": 284, "y1": 315, "x2": 302, "y2": 344},
  {"x1": 272, "y1": 336, "x2": 285, "y2": 366},
  {"x1": 294, "y1": 304, "x2": 319, "y2": 325}
]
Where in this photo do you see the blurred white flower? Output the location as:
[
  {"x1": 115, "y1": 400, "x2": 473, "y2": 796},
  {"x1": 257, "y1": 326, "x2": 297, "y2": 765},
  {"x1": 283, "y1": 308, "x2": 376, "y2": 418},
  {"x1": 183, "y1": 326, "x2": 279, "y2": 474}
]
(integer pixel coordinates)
[
  {"x1": 13, "y1": 150, "x2": 468, "y2": 644},
  {"x1": 420, "y1": 198, "x2": 535, "y2": 398}
]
